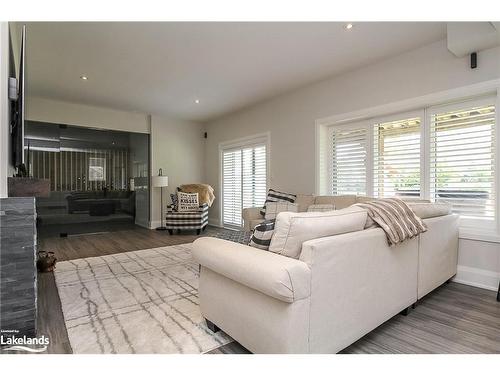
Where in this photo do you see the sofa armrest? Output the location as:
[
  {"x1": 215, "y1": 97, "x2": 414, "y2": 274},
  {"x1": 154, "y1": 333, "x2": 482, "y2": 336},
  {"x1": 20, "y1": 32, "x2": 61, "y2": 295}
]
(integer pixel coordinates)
[
  {"x1": 192, "y1": 237, "x2": 311, "y2": 303},
  {"x1": 242, "y1": 207, "x2": 263, "y2": 231}
]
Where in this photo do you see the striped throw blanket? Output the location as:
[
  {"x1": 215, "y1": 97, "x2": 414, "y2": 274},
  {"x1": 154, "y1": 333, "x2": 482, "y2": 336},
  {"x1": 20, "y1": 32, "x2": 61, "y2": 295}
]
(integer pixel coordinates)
[{"x1": 355, "y1": 198, "x2": 427, "y2": 246}]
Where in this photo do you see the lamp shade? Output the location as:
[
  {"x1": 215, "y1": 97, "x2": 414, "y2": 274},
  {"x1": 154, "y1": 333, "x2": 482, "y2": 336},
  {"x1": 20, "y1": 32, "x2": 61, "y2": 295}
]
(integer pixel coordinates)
[{"x1": 152, "y1": 175, "x2": 169, "y2": 188}]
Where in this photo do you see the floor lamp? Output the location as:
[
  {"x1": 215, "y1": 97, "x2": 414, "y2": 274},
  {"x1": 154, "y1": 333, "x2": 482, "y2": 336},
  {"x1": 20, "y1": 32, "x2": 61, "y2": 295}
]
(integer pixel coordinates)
[{"x1": 152, "y1": 168, "x2": 169, "y2": 231}]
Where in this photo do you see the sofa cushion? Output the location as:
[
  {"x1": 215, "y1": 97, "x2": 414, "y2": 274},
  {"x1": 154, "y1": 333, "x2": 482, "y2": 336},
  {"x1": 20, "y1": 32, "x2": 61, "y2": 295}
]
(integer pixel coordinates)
[
  {"x1": 260, "y1": 189, "x2": 297, "y2": 216},
  {"x1": 264, "y1": 201, "x2": 299, "y2": 220},
  {"x1": 407, "y1": 202, "x2": 451, "y2": 219},
  {"x1": 355, "y1": 196, "x2": 376, "y2": 203},
  {"x1": 356, "y1": 195, "x2": 431, "y2": 204},
  {"x1": 307, "y1": 204, "x2": 335, "y2": 212},
  {"x1": 268, "y1": 206, "x2": 368, "y2": 259},
  {"x1": 295, "y1": 194, "x2": 315, "y2": 212},
  {"x1": 314, "y1": 195, "x2": 357, "y2": 209},
  {"x1": 248, "y1": 220, "x2": 275, "y2": 250}
]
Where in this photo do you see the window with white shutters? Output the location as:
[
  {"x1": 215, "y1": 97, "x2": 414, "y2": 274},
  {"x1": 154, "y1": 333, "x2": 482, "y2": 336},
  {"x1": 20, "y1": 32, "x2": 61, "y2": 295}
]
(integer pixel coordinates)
[
  {"x1": 429, "y1": 99, "x2": 496, "y2": 221},
  {"x1": 373, "y1": 116, "x2": 421, "y2": 198},
  {"x1": 324, "y1": 93, "x2": 497, "y2": 232},
  {"x1": 330, "y1": 126, "x2": 367, "y2": 195},
  {"x1": 222, "y1": 140, "x2": 267, "y2": 228}
]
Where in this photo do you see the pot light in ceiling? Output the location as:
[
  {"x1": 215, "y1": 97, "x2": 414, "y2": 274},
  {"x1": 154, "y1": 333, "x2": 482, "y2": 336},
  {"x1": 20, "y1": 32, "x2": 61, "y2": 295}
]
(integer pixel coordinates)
[
  {"x1": 344, "y1": 23, "x2": 354, "y2": 30},
  {"x1": 80, "y1": 75, "x2": 88, "y2": 81},
  {"x1": 194, "y1": 99, "x2": 200, "y2": 104}
]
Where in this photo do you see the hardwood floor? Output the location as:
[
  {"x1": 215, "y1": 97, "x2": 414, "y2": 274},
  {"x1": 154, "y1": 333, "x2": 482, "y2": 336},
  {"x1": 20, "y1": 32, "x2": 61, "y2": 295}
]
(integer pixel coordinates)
[
  {"x1": 39, "y1": 225, "x2": 220, "y2": 262},
  {"x1": 36, "y1": 226, "x2": 500, "y2": 354}
]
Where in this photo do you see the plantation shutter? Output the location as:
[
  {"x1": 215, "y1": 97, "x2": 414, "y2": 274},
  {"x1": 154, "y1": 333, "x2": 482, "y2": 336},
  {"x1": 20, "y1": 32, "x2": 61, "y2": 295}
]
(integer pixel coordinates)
[
  {"x1": 222, "y1": 142, "x2": 267, "y2": 227},
  {"x1": 222, "y1": 149, "x2": 242, "y2": 227},
  {"x1": 429, "y1": 99, "x2": 496, "y2": 220},
  {"x1": 373, "y1": 116, "x2": 422, "y2": 198},
  {"x1": 330, "y1": 126, "x2": 368, "y2": 195},
  {"x1": 242, "y1": 145, "x2": 267, "y2": 210}
]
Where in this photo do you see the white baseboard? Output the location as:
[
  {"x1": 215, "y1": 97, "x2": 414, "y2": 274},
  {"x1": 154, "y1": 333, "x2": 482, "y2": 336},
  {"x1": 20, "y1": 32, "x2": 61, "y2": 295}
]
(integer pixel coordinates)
[
  {"x1": 208, "y1": 218, "x2": 223, "y2": 228},
  {"x1": 452, "y1": 265, "x2": 500, "y2": 292},
  {"x1": 149, "y1": 220, "x2": 162, "y2": 230}
]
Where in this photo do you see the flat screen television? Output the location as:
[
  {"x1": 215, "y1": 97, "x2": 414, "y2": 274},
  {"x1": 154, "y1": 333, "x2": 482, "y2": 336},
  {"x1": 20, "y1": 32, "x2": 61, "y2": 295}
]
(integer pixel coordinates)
[{"x1": 11, "y1": 25, "x2": 26, "y2": 170}]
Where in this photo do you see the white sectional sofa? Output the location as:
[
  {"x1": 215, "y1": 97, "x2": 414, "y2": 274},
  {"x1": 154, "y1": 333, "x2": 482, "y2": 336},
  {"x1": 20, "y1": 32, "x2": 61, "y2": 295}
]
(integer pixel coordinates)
[{"x1": 192, "y1": 195, "x2": 459, "y2": 353}]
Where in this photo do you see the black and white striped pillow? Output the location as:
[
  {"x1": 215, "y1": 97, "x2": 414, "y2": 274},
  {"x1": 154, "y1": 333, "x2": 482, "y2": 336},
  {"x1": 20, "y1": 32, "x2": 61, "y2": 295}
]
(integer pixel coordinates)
[
  {"x1": 170, "y1": 193, "x2": 179, "y2": 211},
  {"x1": 248, "y1": 219, "x2": 275, "y2": 250},
  {"x1": 260, "y1": 189, "x2": 297, "y2": 216}
]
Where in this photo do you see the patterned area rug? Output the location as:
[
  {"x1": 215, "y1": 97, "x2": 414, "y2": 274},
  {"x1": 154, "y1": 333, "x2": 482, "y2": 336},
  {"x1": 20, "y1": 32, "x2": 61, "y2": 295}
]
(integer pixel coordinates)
[
  {"x1": 209, "y1": 229, "x2": 252, "y2": 244},
  {"x1": 54, "y1": 244, "x2": 232, "y2": 354}
]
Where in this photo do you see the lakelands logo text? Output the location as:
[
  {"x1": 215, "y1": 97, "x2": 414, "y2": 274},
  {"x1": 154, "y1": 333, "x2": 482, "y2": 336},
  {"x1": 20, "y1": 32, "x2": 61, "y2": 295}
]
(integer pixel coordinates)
[{"x1": 1, "y1": 333, "x2": 49, "y2": 353}]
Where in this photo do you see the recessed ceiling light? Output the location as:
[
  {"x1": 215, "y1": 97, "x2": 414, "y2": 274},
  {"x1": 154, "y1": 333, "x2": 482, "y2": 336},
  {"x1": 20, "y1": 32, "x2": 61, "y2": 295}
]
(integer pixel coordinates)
[
  {"x1": 194, "y1": 99, "x2": 200, "y2": 104},
  {"x1": 80, "y1": 75, "x2": 88, "y2": 80},
  {"x1": 344, "y1": 23, "x2": 354, "y2": 30}
]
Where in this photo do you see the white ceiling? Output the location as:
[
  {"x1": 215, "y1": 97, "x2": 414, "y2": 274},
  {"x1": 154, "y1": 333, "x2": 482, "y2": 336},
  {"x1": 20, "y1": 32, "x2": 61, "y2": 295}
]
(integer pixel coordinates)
[{"x1": 24, "y1": 22, "x2": 447, "y2": 122}]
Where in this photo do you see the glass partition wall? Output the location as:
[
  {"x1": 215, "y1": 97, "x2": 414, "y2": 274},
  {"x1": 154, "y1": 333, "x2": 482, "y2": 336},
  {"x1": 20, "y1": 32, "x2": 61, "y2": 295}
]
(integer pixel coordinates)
[{"x1": 25, "y1": 122, "x2": 150, "y2": 237}]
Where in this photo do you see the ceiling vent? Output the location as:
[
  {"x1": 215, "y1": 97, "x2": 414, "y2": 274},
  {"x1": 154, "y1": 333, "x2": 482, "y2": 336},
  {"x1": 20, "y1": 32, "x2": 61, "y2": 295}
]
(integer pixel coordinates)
[{"x1": 447, "y1": 22, "x2": 500, "y2": 57}]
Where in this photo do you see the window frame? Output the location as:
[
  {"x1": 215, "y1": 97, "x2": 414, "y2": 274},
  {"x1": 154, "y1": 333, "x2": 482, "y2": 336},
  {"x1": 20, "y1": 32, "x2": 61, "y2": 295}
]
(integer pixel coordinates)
[
  {"x1": 218, "y1": 132, "x2": 271, "y2": 229},
  {"x1": 316, "y1": 82, "x2": 500, "y2": 238}
]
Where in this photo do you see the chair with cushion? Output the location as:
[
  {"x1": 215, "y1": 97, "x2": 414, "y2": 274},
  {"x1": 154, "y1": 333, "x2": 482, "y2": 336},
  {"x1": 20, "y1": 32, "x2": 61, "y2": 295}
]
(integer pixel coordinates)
[{"x1": 165, "y1": 203, "x2": 209, "y2": 235}]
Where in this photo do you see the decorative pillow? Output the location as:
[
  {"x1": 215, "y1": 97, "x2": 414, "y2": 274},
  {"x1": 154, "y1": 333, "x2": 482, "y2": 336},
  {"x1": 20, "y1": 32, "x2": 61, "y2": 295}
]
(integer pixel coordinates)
[
  {"x1": 170, "y1": 193, "x2": 179, "y2": 211},
  {"x1": 307, "y1": 204, "x2": 335, "y2": 212},
  {"x1": 248, "y1": 220, "x2": 276, "y2": 250},
  {"x1": 268, "y1": 206, "x2": 368, "y2": 259},
  {"x1": 177, "y1": 191, "x2": 199, "y2": 212},
  {"x1": 260, "y1": 189, "x2": 297, "y2": 216},
  {"x1": 264, "y1": 201, "x2": 299, "y2": 220}
]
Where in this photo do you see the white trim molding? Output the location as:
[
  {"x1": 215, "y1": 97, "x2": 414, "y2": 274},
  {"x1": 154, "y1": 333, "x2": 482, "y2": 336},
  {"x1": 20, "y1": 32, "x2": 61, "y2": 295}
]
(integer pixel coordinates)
[
  {"x1": 453, "y1": 265, "x2": 500, "y2": 292},
  {"x1": 208, "y1": 218, "x2": 223, "y2": 228}
]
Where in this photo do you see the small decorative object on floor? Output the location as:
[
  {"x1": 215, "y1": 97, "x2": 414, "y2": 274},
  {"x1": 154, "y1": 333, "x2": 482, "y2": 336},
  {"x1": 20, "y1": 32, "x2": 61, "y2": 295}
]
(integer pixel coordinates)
[{"x1": 36, "y1": 251, "x2": 57, "y2": 272}]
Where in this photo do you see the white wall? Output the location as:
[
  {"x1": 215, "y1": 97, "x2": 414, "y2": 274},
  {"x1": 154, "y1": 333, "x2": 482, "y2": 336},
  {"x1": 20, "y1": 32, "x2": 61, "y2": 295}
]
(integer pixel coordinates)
[
  {"x1": 27, "y1": 96, "x2": 150, "y2": 133},
  {"x1": 0, "y1": 23, "x2": 9, "y2": 197},
  {"x1": 205, "y1": 39, "x2": 500, "y2": 291},
  {"x1": 150, "y1": 114, "x2": 206, "y2": 228}
]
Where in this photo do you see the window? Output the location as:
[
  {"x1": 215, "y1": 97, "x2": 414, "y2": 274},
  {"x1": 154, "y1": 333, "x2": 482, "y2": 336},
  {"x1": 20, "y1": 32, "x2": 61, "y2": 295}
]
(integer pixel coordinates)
[
  {"x1": 89, "y1": 157, "x2": 106, "y2": 181},
  {"x1": 221, "y1": 137, "x2": 267, "y2": 228},
  {"x1": 429, "y1": 99, "x2": 496, "y2": 222},
  {"x1": 329, "y1": 126, "x2": 367, "y2": 195},
  {"x1": 373, "y1": 115, "x2": 421, "y2": 198},
  {"x1": 324, "y1": 95, "x2": 497, "y2": 230}
]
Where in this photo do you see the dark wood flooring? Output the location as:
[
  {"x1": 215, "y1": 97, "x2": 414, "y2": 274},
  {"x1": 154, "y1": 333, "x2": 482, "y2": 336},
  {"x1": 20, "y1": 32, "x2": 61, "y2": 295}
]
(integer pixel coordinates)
[
  {"x1": 35, "y1": 226, "x2": 500, "y2": 354},
  {"x1": 39, "y1": 225, "x2": 220, "y2": 262}
]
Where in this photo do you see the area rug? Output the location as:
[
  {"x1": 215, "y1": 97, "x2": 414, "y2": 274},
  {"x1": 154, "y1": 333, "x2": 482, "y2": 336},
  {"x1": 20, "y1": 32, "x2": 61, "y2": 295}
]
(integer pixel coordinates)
[{"x1": 54, "y1": 243, "x2": 232, "y2": 354}]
